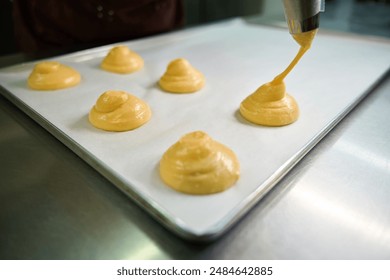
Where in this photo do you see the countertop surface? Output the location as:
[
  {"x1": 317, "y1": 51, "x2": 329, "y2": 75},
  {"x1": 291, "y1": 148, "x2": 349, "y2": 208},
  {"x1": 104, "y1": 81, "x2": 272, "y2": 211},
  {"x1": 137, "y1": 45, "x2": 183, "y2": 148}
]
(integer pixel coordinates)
[{"x1": 1, "y1": 21, "x2": 390, "y2": 259}]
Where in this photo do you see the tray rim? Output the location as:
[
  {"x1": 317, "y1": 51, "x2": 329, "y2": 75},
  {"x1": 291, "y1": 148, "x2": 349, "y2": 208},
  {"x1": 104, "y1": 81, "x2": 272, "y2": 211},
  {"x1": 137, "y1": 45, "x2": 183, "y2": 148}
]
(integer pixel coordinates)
[{"x1": 1, "y1": 19, "x2": 389, "y2": 241}]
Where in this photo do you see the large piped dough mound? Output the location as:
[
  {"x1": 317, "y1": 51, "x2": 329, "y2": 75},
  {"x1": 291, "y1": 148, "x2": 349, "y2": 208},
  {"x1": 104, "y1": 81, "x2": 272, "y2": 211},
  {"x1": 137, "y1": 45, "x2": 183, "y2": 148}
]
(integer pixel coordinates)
[
  {"x1": 160, "y1": 131, "x2": 240, "y2": 195},
  {"x1": 159, "y1": 58, "x2": 205, "y2": 93},
  {"x1": 101, "y1": 45, "x2": 144, "y2": 74},
  {"x1": 240, "y1": 81, "x2": 299, "y2": 126},
  {"x1": 28, "y1": 61, "x2": 81, "y2": 90},
  {"x1": 89, "y1": 90, "x2": 151, "y2": 131}
]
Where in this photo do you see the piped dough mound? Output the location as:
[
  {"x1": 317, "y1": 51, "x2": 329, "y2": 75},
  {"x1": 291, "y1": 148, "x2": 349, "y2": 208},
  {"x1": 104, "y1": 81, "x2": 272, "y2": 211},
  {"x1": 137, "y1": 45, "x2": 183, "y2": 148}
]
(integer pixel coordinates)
[
  {"x1": 239, "y1": 81, "x2": 299, "y2": 126},
  {"x1": 159, "y1": 58, "x2": 205, "y2": 93},
  {"x1": 89, "y1": 90, "x2": 151, "y2": 131},
  {"x1": 159, "y1": 131, "x2": 240, "y2": 195},
  {"x1": 28, "y1": 61, "x2": 81, "y2": 90},
  {"x1": 101, "y1": 45, "x2": 144, "y2": 74}
]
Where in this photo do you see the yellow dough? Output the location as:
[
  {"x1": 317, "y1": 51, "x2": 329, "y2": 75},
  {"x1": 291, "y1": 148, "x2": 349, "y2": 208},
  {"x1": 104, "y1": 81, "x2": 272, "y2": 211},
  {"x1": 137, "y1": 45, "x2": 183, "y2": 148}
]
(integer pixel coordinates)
[
  {"x1": 101, "y1": 45, "x2": 144, "y2": 74},
  {"x1": 240, "y1": 29, "x2": 317, "y2": 126},
  {"x1": 28, "y1": 61, "x2": 81, "y2": 90},
  {"x1": 160, "y1": 131, "x2": 240, "y2": 195},
  {"x1": 89, "y1": 90, "x2": 151, "y2": 131},
  {"x1": 239, "y1": 81, "x2": 299, "y2": 126},
  {"x1": 159, "y1": 58, "x2": 205, "y2": 93}
]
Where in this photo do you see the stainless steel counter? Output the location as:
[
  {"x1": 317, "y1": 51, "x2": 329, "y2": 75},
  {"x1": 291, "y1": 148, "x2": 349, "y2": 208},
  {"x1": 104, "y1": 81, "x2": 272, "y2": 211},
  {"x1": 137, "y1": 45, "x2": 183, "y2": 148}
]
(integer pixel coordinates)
[{"x1": 1, "y1": 35, "x2": 390, "y2": 260}]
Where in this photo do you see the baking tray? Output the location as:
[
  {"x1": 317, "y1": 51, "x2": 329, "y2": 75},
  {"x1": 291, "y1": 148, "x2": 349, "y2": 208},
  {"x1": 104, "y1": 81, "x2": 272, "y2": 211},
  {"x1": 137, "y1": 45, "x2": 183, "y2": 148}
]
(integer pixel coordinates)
[{"x1": 1, "y1": 19, "x2": 389, "y2": 240}]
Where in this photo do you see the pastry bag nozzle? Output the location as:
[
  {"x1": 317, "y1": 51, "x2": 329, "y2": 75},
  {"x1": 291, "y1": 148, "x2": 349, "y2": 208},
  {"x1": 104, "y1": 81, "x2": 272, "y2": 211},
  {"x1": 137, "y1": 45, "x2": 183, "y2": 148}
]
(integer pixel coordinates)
[{"x1": 282, "y1": 0, "x2": 325, "y2": 34}]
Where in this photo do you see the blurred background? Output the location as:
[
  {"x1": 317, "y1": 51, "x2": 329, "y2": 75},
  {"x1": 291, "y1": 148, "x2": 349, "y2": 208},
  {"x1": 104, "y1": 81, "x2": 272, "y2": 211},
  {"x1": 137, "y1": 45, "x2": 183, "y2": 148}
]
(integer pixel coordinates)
[{"x1": 0, "y1": 0, "x2": 389, "y2": 57}]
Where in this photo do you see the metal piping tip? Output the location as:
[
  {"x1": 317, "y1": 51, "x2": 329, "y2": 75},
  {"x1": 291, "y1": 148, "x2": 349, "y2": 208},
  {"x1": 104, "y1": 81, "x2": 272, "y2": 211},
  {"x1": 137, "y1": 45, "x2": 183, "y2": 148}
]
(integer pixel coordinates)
[
  {"x1": 286, "y1": 13, "x2": 320, "y2": 34},
  {"x1": 283, "y1": 0, "x2": 325, "y2": 34}
]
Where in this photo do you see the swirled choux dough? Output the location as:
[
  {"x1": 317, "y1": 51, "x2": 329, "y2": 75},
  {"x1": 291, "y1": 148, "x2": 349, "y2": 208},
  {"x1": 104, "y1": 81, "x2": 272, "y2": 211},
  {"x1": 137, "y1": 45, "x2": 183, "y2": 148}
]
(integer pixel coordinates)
[
  {"x1": 28, "y1": 61, "x2": 81, "y2": 90},
  {"x1": 159, "y1": 58, "x2": 205, "y2": 93},
  {"x1": 240, "y1": 81, "x2": 299, "y2": 126},
  {"x1": 101, "y1": 45, "x2": 144, "y2": 74},
  {"x1": 240, "y1": 29, "x2": 317, "y2": 126},
  {"x1": 89, "y1": 90, "x2": 151, "y2": 131},
  {"x1": 160, "y1": 131, "x2": 240, "y2": 195}
]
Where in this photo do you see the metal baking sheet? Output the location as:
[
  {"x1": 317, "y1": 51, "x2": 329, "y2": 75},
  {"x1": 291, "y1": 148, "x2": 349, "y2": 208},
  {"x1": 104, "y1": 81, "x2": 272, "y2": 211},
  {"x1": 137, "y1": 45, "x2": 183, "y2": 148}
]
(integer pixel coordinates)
[{"x1": 1, "y1": 19, "x2": 389, "y2": 240}]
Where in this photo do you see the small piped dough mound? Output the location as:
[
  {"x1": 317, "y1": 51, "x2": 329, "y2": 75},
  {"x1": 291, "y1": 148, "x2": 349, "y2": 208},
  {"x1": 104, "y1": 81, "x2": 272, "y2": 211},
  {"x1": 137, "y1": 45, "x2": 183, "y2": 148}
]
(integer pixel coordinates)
[
  {"x1": 89, "y1": 90, "x2": 151, "y2": 131},
  {"x1": 240, "y1": 81, "x2": 299, "y2": 126},
  {"x1": 160, "y1": 131, "x2": 240, "y2": 195},
  {"x1": 28, "y1": 61, "x2": 81, "y2": 90},
  {"x1": 101, "y1": 45, "x2": 144, "y2": 74},
  {"x1": 159, "y1": 58, "x2": 205, "y2": 93}
]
